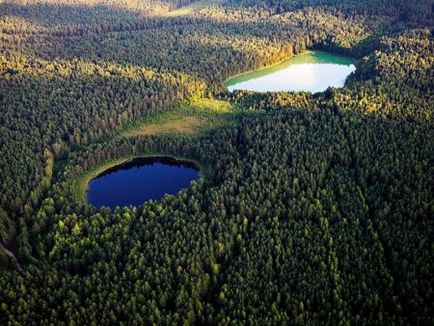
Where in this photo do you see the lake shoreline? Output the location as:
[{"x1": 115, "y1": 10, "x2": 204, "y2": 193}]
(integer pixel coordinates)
[
  {"x1": 224, "y1": 50, "x2": 355, "y2": 93},
  {"x1": 74, "y1": 153, "x2": 208, "y2": 206},
  {"x1": 222, "y1": 49, "x2": 314, "y2": 86}
]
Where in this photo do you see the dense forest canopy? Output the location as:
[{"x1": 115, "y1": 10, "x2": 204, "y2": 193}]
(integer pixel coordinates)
[{"x1": 0, "y1": 0, "x2": 433, "y2": 324}]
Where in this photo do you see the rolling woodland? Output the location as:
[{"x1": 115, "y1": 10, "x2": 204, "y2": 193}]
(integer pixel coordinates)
[{"x1": 0, "y1": 0, "x2": 433, "y2": 324}]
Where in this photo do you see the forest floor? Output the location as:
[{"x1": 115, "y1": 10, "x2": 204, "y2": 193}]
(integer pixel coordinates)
[
  {"x1": 0, "y1": 242, "x2": 21, "y2": 272},
  {"x1": 123, "y1": 98, "x2": 235, "y2": 138}
]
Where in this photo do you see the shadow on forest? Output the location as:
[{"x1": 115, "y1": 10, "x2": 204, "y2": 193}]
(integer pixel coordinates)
[
  {"x1": 1, "y1": 1, "x2": 349, "y2": 89},
  {"x1": 2, "y1": 3, "x2": 288, "y2": 83},
  {"x1": 0, "y1": 1, "x2": 144, "y2": 29}
]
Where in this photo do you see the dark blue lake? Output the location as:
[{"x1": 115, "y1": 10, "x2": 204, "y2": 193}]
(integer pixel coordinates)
[{"x1": 87, "y1": 156, "x2": 200, "y2": 209}]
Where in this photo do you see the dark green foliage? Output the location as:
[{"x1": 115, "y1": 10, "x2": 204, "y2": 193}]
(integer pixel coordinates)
[
  {"x1": 0, "y1": 208, "x2": 15, "y2": 244},
  {"x1": 0, "y1": 0, "x2": 432, "y2": 324}
]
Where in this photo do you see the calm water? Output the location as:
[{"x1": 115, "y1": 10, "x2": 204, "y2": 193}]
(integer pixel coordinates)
[
  {"x1": 225, "y1": 51, "x2": 355, "y2": 93},
  {"x1": 87, "y1": 156, "x2": 200, "y2": 209}
]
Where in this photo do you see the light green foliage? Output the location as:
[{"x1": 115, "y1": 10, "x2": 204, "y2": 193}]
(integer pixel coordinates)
[{"x1": 123, "y1": 98, "x2": 234, "y2": 137}]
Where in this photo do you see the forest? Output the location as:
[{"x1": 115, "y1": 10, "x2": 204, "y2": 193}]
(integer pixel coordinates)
[{"x1": 0, "y1": 0, "x2": 433, "y2": 324}]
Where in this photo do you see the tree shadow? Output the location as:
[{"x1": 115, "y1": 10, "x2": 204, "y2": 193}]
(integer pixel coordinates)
[{"x1": 0, "y1": 1, "x2": 145, "y2": 32}]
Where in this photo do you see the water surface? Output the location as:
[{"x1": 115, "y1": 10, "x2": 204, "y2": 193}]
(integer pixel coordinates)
[
  {"x1": 225, "y1": 51, "x2": 355, "y2": 93},
  {"x1": 87, "y1": 156, "x2": 200, "y2": 209}
]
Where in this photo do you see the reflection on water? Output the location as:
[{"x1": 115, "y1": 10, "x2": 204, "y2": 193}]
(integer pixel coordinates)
[
  {"x1": 225, "y1": 51, "x2": 356, "y2": 93},
  {"x1": 87, "y1": 156, "x2": 200, "y2": 209}
]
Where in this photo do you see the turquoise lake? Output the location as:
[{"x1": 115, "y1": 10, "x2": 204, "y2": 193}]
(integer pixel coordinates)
[{"x1": 225, "y1": 51, "x2": 356, "y2": 93}]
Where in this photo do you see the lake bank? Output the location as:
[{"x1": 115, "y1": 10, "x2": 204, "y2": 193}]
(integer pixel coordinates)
[
  {"x1": 87, "y1": 156, "x2": 201, "y2": 209},
  {"x1": 225, "y1": 50, "x2": 355, "y2": 93}
]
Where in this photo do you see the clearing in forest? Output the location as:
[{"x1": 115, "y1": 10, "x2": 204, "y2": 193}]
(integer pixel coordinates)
[
  {"x1": 123, "y1": 98, "x2": 233, "y2": 137},
  {"x1": 164, "y1": 0, "x2": 225, "y2": 17}
]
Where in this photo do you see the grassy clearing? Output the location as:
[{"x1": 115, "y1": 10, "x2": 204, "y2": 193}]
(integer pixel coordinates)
[
  {"x1": 164, "y1": 0, "x2": 224, "y2": 17},
  {"x1": 124, "y1": 116, "x2": 204, "y2": 137},
  {"x1": 123, "y1": 98, "x2": 234, "y2": 138}
]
